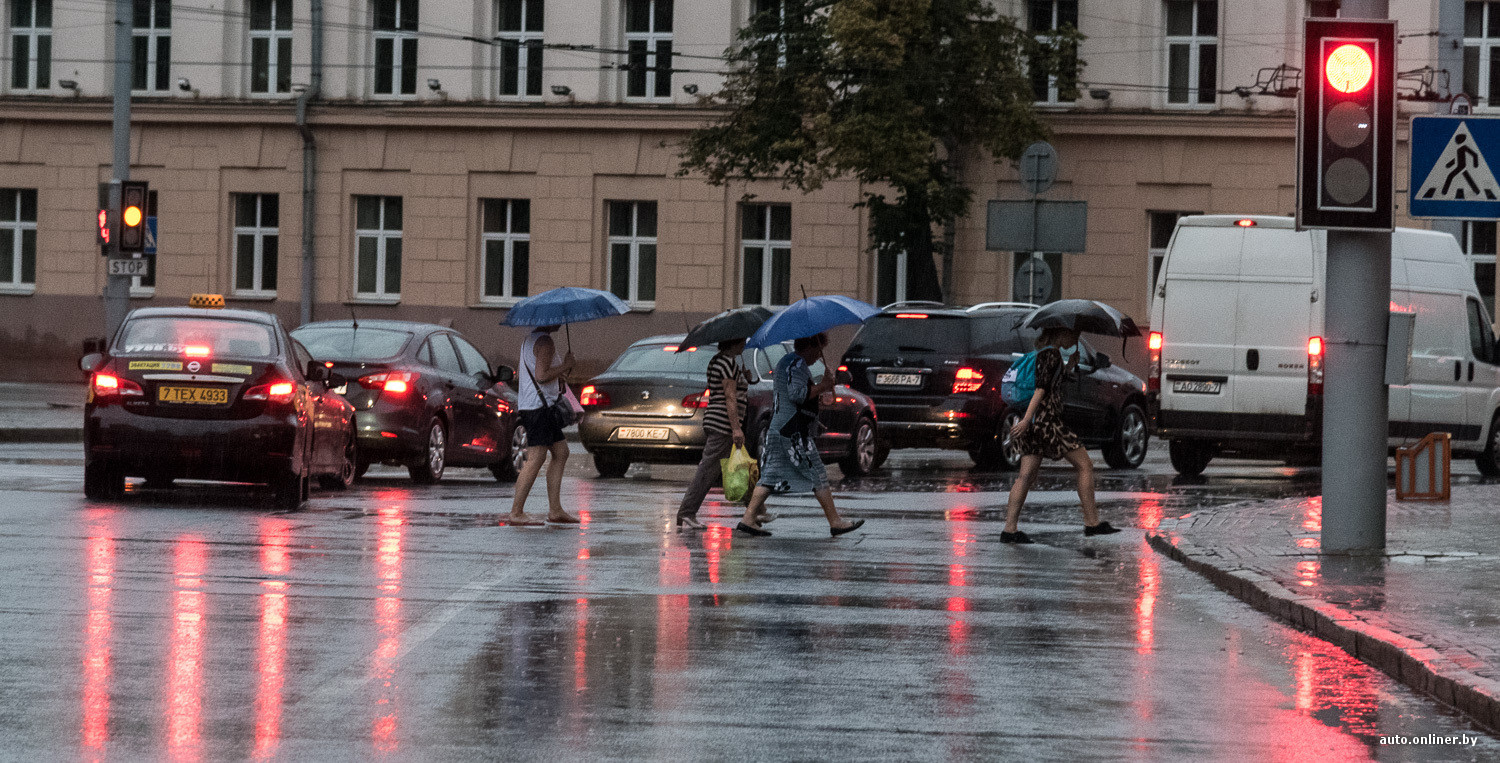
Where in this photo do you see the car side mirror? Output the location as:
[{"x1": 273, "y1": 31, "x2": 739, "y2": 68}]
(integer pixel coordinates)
[
  {"x1": 80, "y1": 352, "x2": 105, "y2": 373},
  {"x1": 492, "y1": 364, "x2": 516, "y2": 384},
  {"x1": 305, "y1": 361, "x2": 331, "y2": 382},
  {"x1": 327, "y1": 372, "x2": 347, "y2": 388},
  {"x1": 1094, "y1": 352, "x2": 1111, "y2": 369}
]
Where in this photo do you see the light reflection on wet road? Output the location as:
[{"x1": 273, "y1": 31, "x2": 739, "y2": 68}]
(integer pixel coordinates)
[{"x1": 0, "y1": 447, "x2": 1494, "y2": 760}]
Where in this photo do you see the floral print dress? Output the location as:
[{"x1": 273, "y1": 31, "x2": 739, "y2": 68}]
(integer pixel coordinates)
[{"x1": 1013, "y1": 346, "x2": 1084, "y2": 460}]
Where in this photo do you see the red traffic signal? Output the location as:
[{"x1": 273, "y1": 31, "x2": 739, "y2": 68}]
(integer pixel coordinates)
[
  {"x1": 1298, "y1": 19, "x2": 1395, "y2": 231},
  {"x1": 119, "y1": 181, "x2": 148, "y2": 252}
]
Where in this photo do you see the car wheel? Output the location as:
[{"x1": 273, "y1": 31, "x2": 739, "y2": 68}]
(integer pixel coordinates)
[
  {"x1": 971, "y1": 412, "x2": 1021, "y2": 471},
  {"x1": 1102, "y1": 405, "x2": 1150, "y2": 470},
  {"x1": 272, "y1": 470, "x2": 307, "y2": 511},
  {"x1": 84, "y1": 460, "x2": 124, "y2": 500},
  {"x1": 839, "y1": 418, "x2": 878, "y2": 476},
  {"x1": 594, "y1": 453, "x2": 630, "y2": 478},
  {"x1": 755, "y1": 418, "x2": 772, "y2": 468},
  {"x1": 872, "y1": 439, "x2": 891, "y2": 470},
  {"x1": 506, "y1": 423, "x2": 529, "y2": 476},
  {"x1": 1168, "y1": 439, "x2": 1214, "y2": 477},
  {"x1": 1478, "y1": 413, "x2": 1500, "y2": 477},
  {"x1": 355, "y1": 458, "x2": 371, "y2": 479},
  {"x1": 408, "y1": 418, "x2": 447, "y2": 484},
  {"x1": 319, "y1": 435, "x2": 357, "y2": 490}
]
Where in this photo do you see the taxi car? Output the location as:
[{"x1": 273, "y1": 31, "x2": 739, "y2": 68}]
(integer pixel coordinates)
[{"x1": 80, "y1": 296, "x2": 357, "y2": 510}]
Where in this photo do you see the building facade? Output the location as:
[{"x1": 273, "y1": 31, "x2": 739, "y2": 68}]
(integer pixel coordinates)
[{"x1": 0, "y1": 0, "x2": 1488, "y2": 380}]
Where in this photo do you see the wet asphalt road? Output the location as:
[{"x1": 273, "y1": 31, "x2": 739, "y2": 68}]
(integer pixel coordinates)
[{"x1": 0, "y1": 444, "x2": 1496, "y2": 761}]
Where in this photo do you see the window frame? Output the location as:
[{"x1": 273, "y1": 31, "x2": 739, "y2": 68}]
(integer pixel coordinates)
[
  {"x1": 607, "y1": 200, "x2": 657, "y2": 308},
  {"x1": 1029, "y1": 0, "x2": 1078, "y2": 106},
  {"x1": 0, "y1": 189, "x2": 37, "y2": 294},
  {"x1": 875, "y1": 249, "x2": 910, "y2": 307},
  {"x1": 1163, "y1": 0, "x2": 1217, "y2": 108},
  {"x1": 479, "y1": 198, "x2": 530, "y2": 305},
  {"x1": 8, "y1": 0, "x2": 51, "y2": 91},
  {"x1": 623, "y1": 0, "x2": 673, "y2": 101},
  {"x1": 1148, "y1": 210, "x2": 1200, "y2": 304},
  {"x1": 132, "y1": 0, "x2": 172, "y2": 93},
  {"x1": 1463, "y1": 220, "x2": 1498, "y2": 324},
  {"x1": 354, "y1": 195, "x2": 403, "y2": 301},
  {"x1": 248, "y1": 0, "x2": 293, "y2": 96},
  {"x1": 232, "y1": 193, "x2": 280, "y2": 297},
  {"x1": 496, "y1": 0, "x2": 543, "y2": 99},
  {"x1": 1465, "y1": 2, "x2": 1500, "y2": 111},
  {"x1": 740, "y1": 203, "x2": 791, "y2": 306},
  {"x1": 371, "y1": 0, "x2": 418, "y2": 97}
]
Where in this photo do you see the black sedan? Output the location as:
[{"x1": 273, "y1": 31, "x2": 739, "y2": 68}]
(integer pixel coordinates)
[
  {"x1": 81, "y1": 301, "x2": 356, "y2": 510},
  {"x1": 291, "y1": 320, "x2": 520, "y2": 483},
  {"x1": 577, "y1": 334, "x2": 881, "y2": 478}
]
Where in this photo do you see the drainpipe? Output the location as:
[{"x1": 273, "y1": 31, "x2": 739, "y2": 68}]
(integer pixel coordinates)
[{"x1": 297, "y1": 0, "x2": 323, "y2": 326}]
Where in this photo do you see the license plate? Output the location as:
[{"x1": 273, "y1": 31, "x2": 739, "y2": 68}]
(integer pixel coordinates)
[
  {"x1": 616, "y1": 427, "x2": 669, "y2": 441},
  {"x1": 1171, "y1": 380, "x2": 1222, "y2": 394},
  {"x1": 875, "y1": 373, "x2": 922, "y2": 387},
  {"x1": 158, "y1": 385, "x2": 230, "y2": 405}
]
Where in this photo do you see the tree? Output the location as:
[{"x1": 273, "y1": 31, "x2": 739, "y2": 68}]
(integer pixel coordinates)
[{"x1": 680, "y1": 0, "x2": 1082, "y2": 303}]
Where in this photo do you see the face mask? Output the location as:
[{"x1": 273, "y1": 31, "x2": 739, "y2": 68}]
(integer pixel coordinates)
[{"x1": 1058, "y1": 345, "x2": 1078, "y2": 360}]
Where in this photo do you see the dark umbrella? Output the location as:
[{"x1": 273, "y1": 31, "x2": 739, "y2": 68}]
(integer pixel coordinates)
[
  {"x1": 1021, "y1": 299, "x2": 1142, "y2": 338},
  {"x1": 677, "y1": 306, "x2": 773, "y2": 352}
]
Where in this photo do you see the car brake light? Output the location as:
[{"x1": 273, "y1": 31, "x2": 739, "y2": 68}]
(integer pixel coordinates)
[
  {"x1": 245, "y1": 380, "x2": 297, "y2": 402},
  {"x1": 360, "y1": 371, "x2": 417, "y2": 395},
  {"x1": 894, "y1": 313, "x2": 928, "y2": 319},
  {"x1": 1148, "y1": 331, "x2": 1163, "y2": 393},
  {"x1": 91, "y1": 372, "x2": 144, "y2": 401},
  {"x1": 1308, "y1": 336, "x2": 1324, "y2": 395},
  {"x1": 579, "y1": 385, "x2": 611, "y2": 407},
  {"x1": 184, "y1": 345, "x2": 211, "y2": 357},
  {"x1": 1235, "y1": 219, "x2": 1257, "y2": 227},
  {"x1": 682, "y1": 389, "x2": 711, "y2": 408},
  {"x1": 952, "y1": 367, "x2": 983, "y2": 394}
]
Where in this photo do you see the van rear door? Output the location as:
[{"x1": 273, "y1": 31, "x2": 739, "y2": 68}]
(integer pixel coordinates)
[
  {"x1": 1231, "y1": 227, "x2": 1318, "y2": 428},
  {"x1": 1157, "y1": 225, "x2": 1242, "y2": 423}
]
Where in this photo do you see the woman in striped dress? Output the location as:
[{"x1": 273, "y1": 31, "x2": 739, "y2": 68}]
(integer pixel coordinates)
[{"x1": 675, "y1": 338, "x2": 750, "y2": 529}]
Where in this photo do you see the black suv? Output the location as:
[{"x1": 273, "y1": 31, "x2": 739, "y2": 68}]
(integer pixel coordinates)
[{"x1": 840, "y1": 302, "x2": 1152, "y2": 470}]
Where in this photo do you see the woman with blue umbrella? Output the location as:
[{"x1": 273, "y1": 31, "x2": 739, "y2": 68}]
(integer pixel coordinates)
[
  {"x1": 734, "y1": 295, "x2": 878, "y2": 538},
  {"x1": 503, "y1": 287, "x2": 628, "y2": 526}
]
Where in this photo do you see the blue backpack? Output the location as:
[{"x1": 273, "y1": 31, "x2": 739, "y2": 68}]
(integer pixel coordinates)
[{"x1": 1000, "y1": 351, "x2": 1039, "y2": 408}]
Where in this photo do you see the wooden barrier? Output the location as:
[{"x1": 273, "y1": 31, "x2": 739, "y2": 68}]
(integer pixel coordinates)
[{"x1": 1395, "y1": 432, "x2": 1451, "y2": 501}]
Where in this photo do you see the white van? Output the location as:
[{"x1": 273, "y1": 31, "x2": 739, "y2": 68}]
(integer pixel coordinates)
[{"x1": 1147, "y1": 215, "x2": 1500, "y2": 476}]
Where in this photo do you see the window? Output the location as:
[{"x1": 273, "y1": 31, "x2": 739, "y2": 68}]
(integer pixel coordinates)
[
  {"x1": 0, "y1": 189, "x2": 36, "y2": 291},
  {"x1": 9, "y1": 0, "x2": 50, "y2": 90},
  {"x1": 1028, "y1": 0, "x2": 1077, "y2": 105},
  {"x1": 1165, "y1": 0, "x2": 1216, "y2": 106},
  {"x1": 133, "y1": 0, "x2": 171, "y2": 92},
  {"x1": 623, "y1": 0, "x2": 672, "y2": 99},
  {"x1": 373, "y1": 0, "x2": 417, "y2": 96},
  {"x1": 480, "y1": 198, "x2": 529, "y2": 303},
  {"x1": 1464, "y1": 220, "x2": 1498, "y2": 321},
  {"x1": 497, "y1": 0, "x2": 542, "y2": 97},
  {"x1": 875, "y1": 249, "x2": 909, "y2": 307},
  {"x1": 250, "y1": 0, "x2": 292, "y2": 94},
  {"x1": 1468, "y1": 298, "x2": 1496, "y2": 364},
  {"x1": 428, "y1": 334, "x2": 463, "y2": 374},
  {"x1": 1465, "y1": 2, "x2": 1500, "y2": 109},
  {"x1": 748, "y1": 0, "x2": 788, "y2": 67},
  {"x1": 607, "y1": 200, "x2": 656, "y2": 305},
  {"x1": 355, "y1": 196, "x2": 402, "y2": 299},
  {"x1": 452, "y1": 335, "x2": 493, "y2": 379},
  {"x1": 233, "y1": 193, "x2": 279, "y2": 295},
  {"x1": 1148, "y1": 210, "x2": 1199, "y2": 298},
  {"x1": 741, "y1": 204, "x2": 791, "y2": 306}
]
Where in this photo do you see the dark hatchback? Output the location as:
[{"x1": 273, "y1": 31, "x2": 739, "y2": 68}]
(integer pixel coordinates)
[
  {"x1": 577, "y1": 335, "x2": 881, "y2": 478},
  {"x1": 840, "y1": 303, "x2": 1151, "y2": 470},
  {"x1": 81, "y1": 305, "x2": 357, "y2": 510},
  {"x1": 291, "y1": 320, "x2": 520, "y2": 483}
]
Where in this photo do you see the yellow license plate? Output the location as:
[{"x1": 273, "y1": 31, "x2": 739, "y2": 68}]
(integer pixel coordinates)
[{"x1": 158, "y1": 386, "x2": 230, "y2": 405}]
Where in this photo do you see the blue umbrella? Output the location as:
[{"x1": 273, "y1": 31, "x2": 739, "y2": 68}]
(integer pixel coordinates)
[
  {"x1": 746, "y1": 295, "x2": 880, "y2": 349},
  {"x1": 502, "y1": 286, "x2": 630, "y2": 351}
]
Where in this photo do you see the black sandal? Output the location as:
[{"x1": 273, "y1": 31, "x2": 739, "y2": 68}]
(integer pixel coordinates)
[
  {"x1": 1000, "y1": 530, "x2": 1035, "y2": 544},
  {"x1": 735, "y1": 522, "x2": 772, "y2": 537},
  {"x1": 1084, "y1": 521, "x2": 1122, "y2": 537},
  {"x1": 830, "y1": 519, "x2": 865, "y2": 537}
]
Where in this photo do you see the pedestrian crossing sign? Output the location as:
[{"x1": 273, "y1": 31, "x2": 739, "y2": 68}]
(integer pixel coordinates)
[{"x1": 1409, "y1": 116, "x2": 1500, "y2": 219}]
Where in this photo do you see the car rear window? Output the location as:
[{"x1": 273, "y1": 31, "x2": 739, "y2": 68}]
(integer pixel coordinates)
[
  {"x1": 293, "y1": 326, "x2": 412, "y2": 360},
  {"x1": 609, "y1": 344, "x2": 716, "y2": 376},
  {"x1": 117, "y1": 316, "x2": 277, "y2": 358},
  {"x1": 846, "y1": 314, "x2": 1035, "y2": 357}
]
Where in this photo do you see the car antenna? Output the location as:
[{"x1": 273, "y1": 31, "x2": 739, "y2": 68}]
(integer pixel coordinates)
[{"x1": 348, "y1": 306, "x2": 359, "y2": 356}]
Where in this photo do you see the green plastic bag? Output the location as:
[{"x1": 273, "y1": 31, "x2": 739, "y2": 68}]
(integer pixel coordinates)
[{"x1": 720, "y1": 445, "x2": 756, "y2": 503}]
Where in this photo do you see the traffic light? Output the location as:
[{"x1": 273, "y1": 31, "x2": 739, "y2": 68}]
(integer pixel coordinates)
[
  {"x1": 96, "y1": 182, "x2": 114, "y2": 249},
  {"x1": 1298, "y1": 18, "x2": 1396, "y2": 231},
  {"x1": 119, "y1": 180, "x2": 148, "y2": 252}
]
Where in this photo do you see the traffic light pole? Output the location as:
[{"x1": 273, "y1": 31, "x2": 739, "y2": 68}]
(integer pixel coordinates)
[
  {"x1": 1321, "y1": 0, "x2": 1389, "y2": 554},
  {"x1": 104, "y1": 0, "x2": 133, "y2": 339}
]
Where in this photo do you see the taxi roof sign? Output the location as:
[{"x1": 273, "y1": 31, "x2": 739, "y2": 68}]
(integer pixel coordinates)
[{"x1": 189, "y1": 293, "x2": 225, "y2": 309}]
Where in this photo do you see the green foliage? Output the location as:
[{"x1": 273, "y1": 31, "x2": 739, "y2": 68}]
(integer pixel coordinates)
[{"x1": 680, "y1": 0, "x2": 1084, "y2": 301}]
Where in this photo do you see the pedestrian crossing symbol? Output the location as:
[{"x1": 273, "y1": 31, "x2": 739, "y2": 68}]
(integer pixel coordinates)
[{"x1": 1410, "y1": 116, "x2": 1500, "y2": 219}]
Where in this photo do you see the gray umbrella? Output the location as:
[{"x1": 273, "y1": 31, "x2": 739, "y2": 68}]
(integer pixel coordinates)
[
  {"x1": 677, "y1": 306, "x2": 774, "y2": 352},
  {"x1": 1021, "y1": 299, "x2": 1142, "y2": 338}
]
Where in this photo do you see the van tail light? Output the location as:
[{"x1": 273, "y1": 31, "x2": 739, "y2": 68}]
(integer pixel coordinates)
[
  {"x1": 91, "y1": 371, "x2": 144, "y2": 403},
  {"x1": 360, "y1": 371, "x2": 417, "y2": 395},
  {"x1": 1307, "y1": 336, "x2": 1324, "y2": 396},
  {"x1": 952, "y1": 367, "x2": 984, "y2": 394},
  {"x1": 1148, "y1": 332, "x2": 1163, "y2": 393},
  {"x1": 580, "y1": 385, "x2": 611, "y2": 407},
  {"x1": 245, "y1": 380, "x2": 297, "y2": 403},
  {"x1": 682, "y1": 389, "x2": 711, "y2": 409}
]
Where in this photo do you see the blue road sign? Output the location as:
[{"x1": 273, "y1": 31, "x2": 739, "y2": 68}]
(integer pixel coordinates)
[
  {"x1": 145, "y1": 216, "x2": 157, "y2": 255},
  {"x1": 1410, "y1": 116, "x2": 1500, "y2": 219}
]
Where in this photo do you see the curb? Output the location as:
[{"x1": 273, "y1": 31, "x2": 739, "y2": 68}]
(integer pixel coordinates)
[
  {"x1": 0, "y1": 428, "x2": 82, "y2": 443},
  {"x1": 1146, "y1": 531, "x2": 1500, "y2": 735}
]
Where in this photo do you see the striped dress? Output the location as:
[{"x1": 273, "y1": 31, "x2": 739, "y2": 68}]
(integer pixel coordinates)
[{"x1": 702, "y1": 352, "x2": 748, "y2": 435}]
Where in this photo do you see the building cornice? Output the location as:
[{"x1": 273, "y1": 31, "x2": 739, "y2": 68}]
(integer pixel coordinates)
[{"x1": 1044, "y1": 109, "x2": 1296, "y2": 139}]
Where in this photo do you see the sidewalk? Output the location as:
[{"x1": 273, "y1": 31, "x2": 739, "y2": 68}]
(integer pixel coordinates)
[
  {"x1": 0, "y1": 382, "x2": 86, "y2": 442},
  {"x1": 1148, "y1": 486, "x2": 1500, "y2": 735}
]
